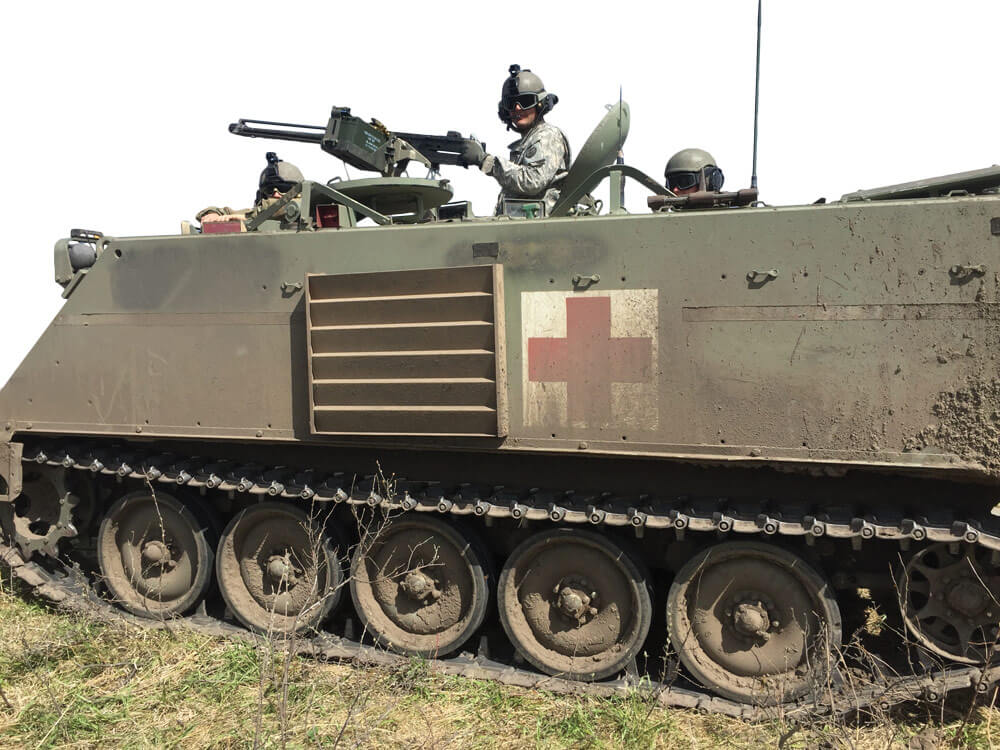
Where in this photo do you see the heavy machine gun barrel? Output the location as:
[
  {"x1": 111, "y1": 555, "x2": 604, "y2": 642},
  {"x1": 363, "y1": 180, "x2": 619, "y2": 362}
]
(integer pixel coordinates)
[
  {"x1": 228, "y1": 119, "x2": 326, "y2": 145},
  {"x1": 229, "y1": 107, "x2": 482, "y2": 176}
]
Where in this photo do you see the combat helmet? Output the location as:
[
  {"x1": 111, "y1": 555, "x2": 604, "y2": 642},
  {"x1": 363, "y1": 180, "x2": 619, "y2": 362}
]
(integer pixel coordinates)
[
  {"x1": 498, "y1": 65, "x2": 558, "y2": 130},
  {"x1": 256, "y1": 152, "x2": 304, "y2": 203},
  {"x1": 664, "y1": 148, "x2": 725, "y2": 192}
]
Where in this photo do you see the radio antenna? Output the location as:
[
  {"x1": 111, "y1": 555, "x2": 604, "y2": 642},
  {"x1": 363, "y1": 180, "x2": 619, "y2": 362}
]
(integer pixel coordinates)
[
  {"x1": 616, "y1": 85, "x2": 625, "y2": 207},
  {"x1": 751, "y1": 0, "x2": 762, "y2": 190}
]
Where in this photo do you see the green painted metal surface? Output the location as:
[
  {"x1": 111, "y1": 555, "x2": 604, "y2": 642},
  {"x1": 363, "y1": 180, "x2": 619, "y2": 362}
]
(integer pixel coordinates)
[{"x1": 2, "y1": 181, "x2": 998, "y2": 481}]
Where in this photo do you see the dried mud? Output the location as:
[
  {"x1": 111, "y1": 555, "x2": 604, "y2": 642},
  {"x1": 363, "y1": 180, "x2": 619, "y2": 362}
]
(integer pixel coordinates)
[{"x1": 905, "y1": 378, "x2": 1000, "y2": 472}]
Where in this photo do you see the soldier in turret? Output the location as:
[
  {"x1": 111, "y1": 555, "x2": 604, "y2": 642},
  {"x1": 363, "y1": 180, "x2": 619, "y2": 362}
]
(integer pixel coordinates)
[
  {"x1": 664, "y1": 148, "x2": 725, "y2": 196},
  {"x1": 462, "y1": 65, "x2": 570, "y2": 216},
  {"x1": 194, "y1": 153, "x2": 304, "y2": 231}
]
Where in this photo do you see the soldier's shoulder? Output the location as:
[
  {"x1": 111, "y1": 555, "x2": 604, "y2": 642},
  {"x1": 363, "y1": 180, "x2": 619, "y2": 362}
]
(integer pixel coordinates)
[{"x1": 536, "y1": 122, "x2": 568, "y2": 150}]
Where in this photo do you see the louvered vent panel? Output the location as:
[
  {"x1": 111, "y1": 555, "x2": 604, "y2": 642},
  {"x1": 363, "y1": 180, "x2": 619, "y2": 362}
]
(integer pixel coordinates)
[{"x1": 306, "y1": 265, "x2": 506, "y2": 436}]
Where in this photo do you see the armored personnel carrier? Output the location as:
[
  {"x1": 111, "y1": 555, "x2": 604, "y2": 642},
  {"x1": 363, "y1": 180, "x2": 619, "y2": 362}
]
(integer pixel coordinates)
[{"x1": 2, "y1": 99, "x2": 1000, "y2": 712}]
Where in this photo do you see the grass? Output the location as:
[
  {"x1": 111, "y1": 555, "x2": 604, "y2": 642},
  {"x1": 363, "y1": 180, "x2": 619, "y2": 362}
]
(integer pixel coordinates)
[{"x1": 2, "y1": 572, "x2": 1000, "y2": 749}]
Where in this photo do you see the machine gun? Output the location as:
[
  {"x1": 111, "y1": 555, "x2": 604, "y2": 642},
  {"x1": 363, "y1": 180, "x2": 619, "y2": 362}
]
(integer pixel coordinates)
[{"x1": 229, "y1": 107, "x2": 484, "y2": 177}]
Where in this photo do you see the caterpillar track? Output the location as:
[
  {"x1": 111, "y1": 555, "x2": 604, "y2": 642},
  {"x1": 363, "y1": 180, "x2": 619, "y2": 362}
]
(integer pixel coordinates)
[{"x1": 4, "y1": 438, "x2": 1000, "y2": 720}]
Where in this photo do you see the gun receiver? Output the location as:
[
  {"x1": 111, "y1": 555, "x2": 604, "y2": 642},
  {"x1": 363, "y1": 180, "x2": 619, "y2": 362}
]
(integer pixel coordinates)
[{"x1": 229, "y1": 107, "x2": 483, "y2": 177}]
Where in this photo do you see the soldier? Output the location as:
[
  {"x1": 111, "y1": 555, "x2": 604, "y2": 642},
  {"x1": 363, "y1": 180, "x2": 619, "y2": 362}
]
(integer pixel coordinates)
[
  {"x1": 462, "y1": 65, "x2": 570, "y2": 216},
  {"x1": 195, "y1": 153, "x2": 304, "y2": 230},
  {"x1": 664, "y1": 148, "x2": 725, "y2": 196}
]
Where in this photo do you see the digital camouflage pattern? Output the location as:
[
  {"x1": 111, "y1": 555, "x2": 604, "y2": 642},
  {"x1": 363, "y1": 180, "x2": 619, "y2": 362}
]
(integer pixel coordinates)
[{"x1": 482, "y1": 120, "x2": 570, "y2": 214}]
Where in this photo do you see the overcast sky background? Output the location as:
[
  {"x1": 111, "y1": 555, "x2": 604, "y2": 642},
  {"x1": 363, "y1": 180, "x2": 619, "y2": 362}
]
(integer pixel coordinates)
[{"x1": 1, "y1": 0, "x2": 997, "y2": 386}]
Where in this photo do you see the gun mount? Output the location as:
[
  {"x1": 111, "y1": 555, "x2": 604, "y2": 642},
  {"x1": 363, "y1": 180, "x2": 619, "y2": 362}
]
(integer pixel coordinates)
[{"x1": 229, "y1": 106, "x2": 483, "y2": 177}]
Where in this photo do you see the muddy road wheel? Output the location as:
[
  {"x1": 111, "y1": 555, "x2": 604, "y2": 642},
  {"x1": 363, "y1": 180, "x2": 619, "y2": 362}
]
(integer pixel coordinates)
[
  {"x1": 216, "y1": 502, "x2": 343, "y2": 634},
  {"x1": 97, "y1": 490, "x2": 214, "y2": 618},
  {"x1": 350, "y1": 516, "x2": 490, "y2": 657},
  {"x1": 667, "y1": 541, "x2": 842, "y2": 704},
  {"x1": 497, "y1": 529, "x2": 652, "y2": 681},
  {"x1": 901, "y1": 542, "x2": 1000, "y2": 664}
]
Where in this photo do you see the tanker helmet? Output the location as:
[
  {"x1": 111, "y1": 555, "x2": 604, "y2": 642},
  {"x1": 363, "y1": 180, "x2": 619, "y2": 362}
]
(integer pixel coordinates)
[
  {"x1": 256, "y1": 152, "x2": 304, "y2": 202},
  {"x1": 664, "y1": 148, "x2": 725, "y2": 192},
  {"x1": 498, "y1": 64, "x2": 559, "y2": 128}
]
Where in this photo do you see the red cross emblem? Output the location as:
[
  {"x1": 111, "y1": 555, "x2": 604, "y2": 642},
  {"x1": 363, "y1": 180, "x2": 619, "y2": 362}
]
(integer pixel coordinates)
[{"x1": 527, "y1": 296, "x2": 653, "y2": 425}]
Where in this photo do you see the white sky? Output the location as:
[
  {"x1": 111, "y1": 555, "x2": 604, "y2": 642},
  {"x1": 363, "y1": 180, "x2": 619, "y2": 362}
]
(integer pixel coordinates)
[{"x1": 1, "y1": 0, "x2": 997, "y2": 385}]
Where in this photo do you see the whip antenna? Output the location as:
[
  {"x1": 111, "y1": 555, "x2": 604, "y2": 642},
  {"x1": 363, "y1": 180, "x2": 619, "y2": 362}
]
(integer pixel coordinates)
[
  {"x1": 617, "y1": 85, "x2": 625, "y2": 207},
  {"x1": 751, "y1": 0, "x2": 762, "y2": 190}
]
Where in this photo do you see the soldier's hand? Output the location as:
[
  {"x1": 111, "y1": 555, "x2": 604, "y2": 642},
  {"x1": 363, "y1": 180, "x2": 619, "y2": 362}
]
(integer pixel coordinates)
[{"x1": 460, "y1": 139, "x2": 486, "y2": 168}]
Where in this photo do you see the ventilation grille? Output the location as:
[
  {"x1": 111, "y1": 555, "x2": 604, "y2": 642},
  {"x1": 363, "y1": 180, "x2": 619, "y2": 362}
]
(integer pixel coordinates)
[{"x1": 306, "y1": 265, "x2": 506, "y2": 436}]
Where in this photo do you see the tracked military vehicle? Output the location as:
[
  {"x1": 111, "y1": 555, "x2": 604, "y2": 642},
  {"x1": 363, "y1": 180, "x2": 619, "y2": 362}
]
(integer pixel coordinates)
[{"x1": 2, "y1": 98, "x2": 1000, "y2": 713}]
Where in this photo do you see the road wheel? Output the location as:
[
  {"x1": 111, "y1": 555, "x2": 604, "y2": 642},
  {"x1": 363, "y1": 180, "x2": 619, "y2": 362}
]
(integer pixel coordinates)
[
  {"x1": 497, "y1": 529, "x2": 652, "y2": 681},
  {"x1": 97, "y1": 490, "x2": 214, "y2": 618},
  {"x1": 216, "y1": 502, "x2": 343, "y2": 633},
  {"x1": 667, "y1": 541, "x2": 842, "y2": 704},
  {"x1": 350, "y1": 516, "x2": 490, "y2": 657}
]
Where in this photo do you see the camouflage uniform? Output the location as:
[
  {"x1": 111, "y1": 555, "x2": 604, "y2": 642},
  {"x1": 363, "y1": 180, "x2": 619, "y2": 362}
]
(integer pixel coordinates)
[{"x1": 482, "y1": 120, "x2": 570, "y2": 215}]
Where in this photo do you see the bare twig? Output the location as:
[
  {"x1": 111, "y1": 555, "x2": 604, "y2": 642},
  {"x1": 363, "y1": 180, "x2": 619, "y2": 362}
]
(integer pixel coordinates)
[{"x1": 0, "y1": 682, "x2": 12, "y2": 710}]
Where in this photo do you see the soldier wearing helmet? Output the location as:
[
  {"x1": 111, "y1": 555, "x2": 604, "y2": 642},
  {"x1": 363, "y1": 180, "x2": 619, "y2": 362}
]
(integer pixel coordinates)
[
  {"x1": 664, "y1": 148, "x2": 725, "y2": 196},
  {"x1": 462, "y1": 65, "x2": 570, "y2": 216},
  {"x1": 195, "y1": 152, "x2": 305, "y2": 231},
  {"x1": 254, "y1": 152, "x2": 305, "y2": 205}
]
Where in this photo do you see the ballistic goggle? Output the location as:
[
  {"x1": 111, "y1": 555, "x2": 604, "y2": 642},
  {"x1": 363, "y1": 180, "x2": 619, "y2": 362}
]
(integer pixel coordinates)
[
  {"x1": 260, "y1": 176, "x2": 298, "y2": 194},
  {"x1": 666, "y1": 166, "x2": 725, "y2": 192},
  {"x1": 502, "y1": 92, "x2": 541, "y2": 112}
]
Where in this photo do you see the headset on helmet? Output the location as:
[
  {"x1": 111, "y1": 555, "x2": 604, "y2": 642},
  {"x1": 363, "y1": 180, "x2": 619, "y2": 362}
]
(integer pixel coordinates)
[
  {"x1": 256, "y1": 152, "x2": 304, "y2": 203},
  {"x1": 498, "y1": 64, "x2": 558, "y2": 130}
]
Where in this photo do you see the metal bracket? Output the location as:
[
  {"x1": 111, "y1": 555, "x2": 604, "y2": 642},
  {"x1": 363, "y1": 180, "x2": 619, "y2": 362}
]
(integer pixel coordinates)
[
  {"x1": 245, "y1": 182, "x2": 304, "y2": 232},
  {"x1": 572, "y1": 274, "x2": 600, "y2": 288},
  {"x1": 747, "y1": 268, "x2": 779, "y2": 283},
  {"x1": 551, "y1": 164, "x2": 671, "y2": 217},
  {"x1": 949, "y1": 263, "x2": 987, "y2": 278},
  {"x1": 61, "y1": 270, "x2": 89, "y2": 299},
  {"x1": 0, "y1": 441, "x2": 23, "y2": 503},
  {"x1": 306, "y1": 181, "x2": 392, "y2": 226}
]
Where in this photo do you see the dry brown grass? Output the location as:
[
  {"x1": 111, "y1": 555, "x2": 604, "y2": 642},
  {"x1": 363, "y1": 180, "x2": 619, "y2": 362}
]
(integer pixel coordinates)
[{"x1": 2, "y1": 571, "x2": 1000, "y2": 749}]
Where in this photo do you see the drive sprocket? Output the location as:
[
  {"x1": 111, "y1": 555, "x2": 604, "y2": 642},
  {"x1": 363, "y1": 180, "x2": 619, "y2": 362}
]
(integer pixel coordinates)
[{"x1": 10, "y1": 467, "x2": 80, "y2": 557}]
